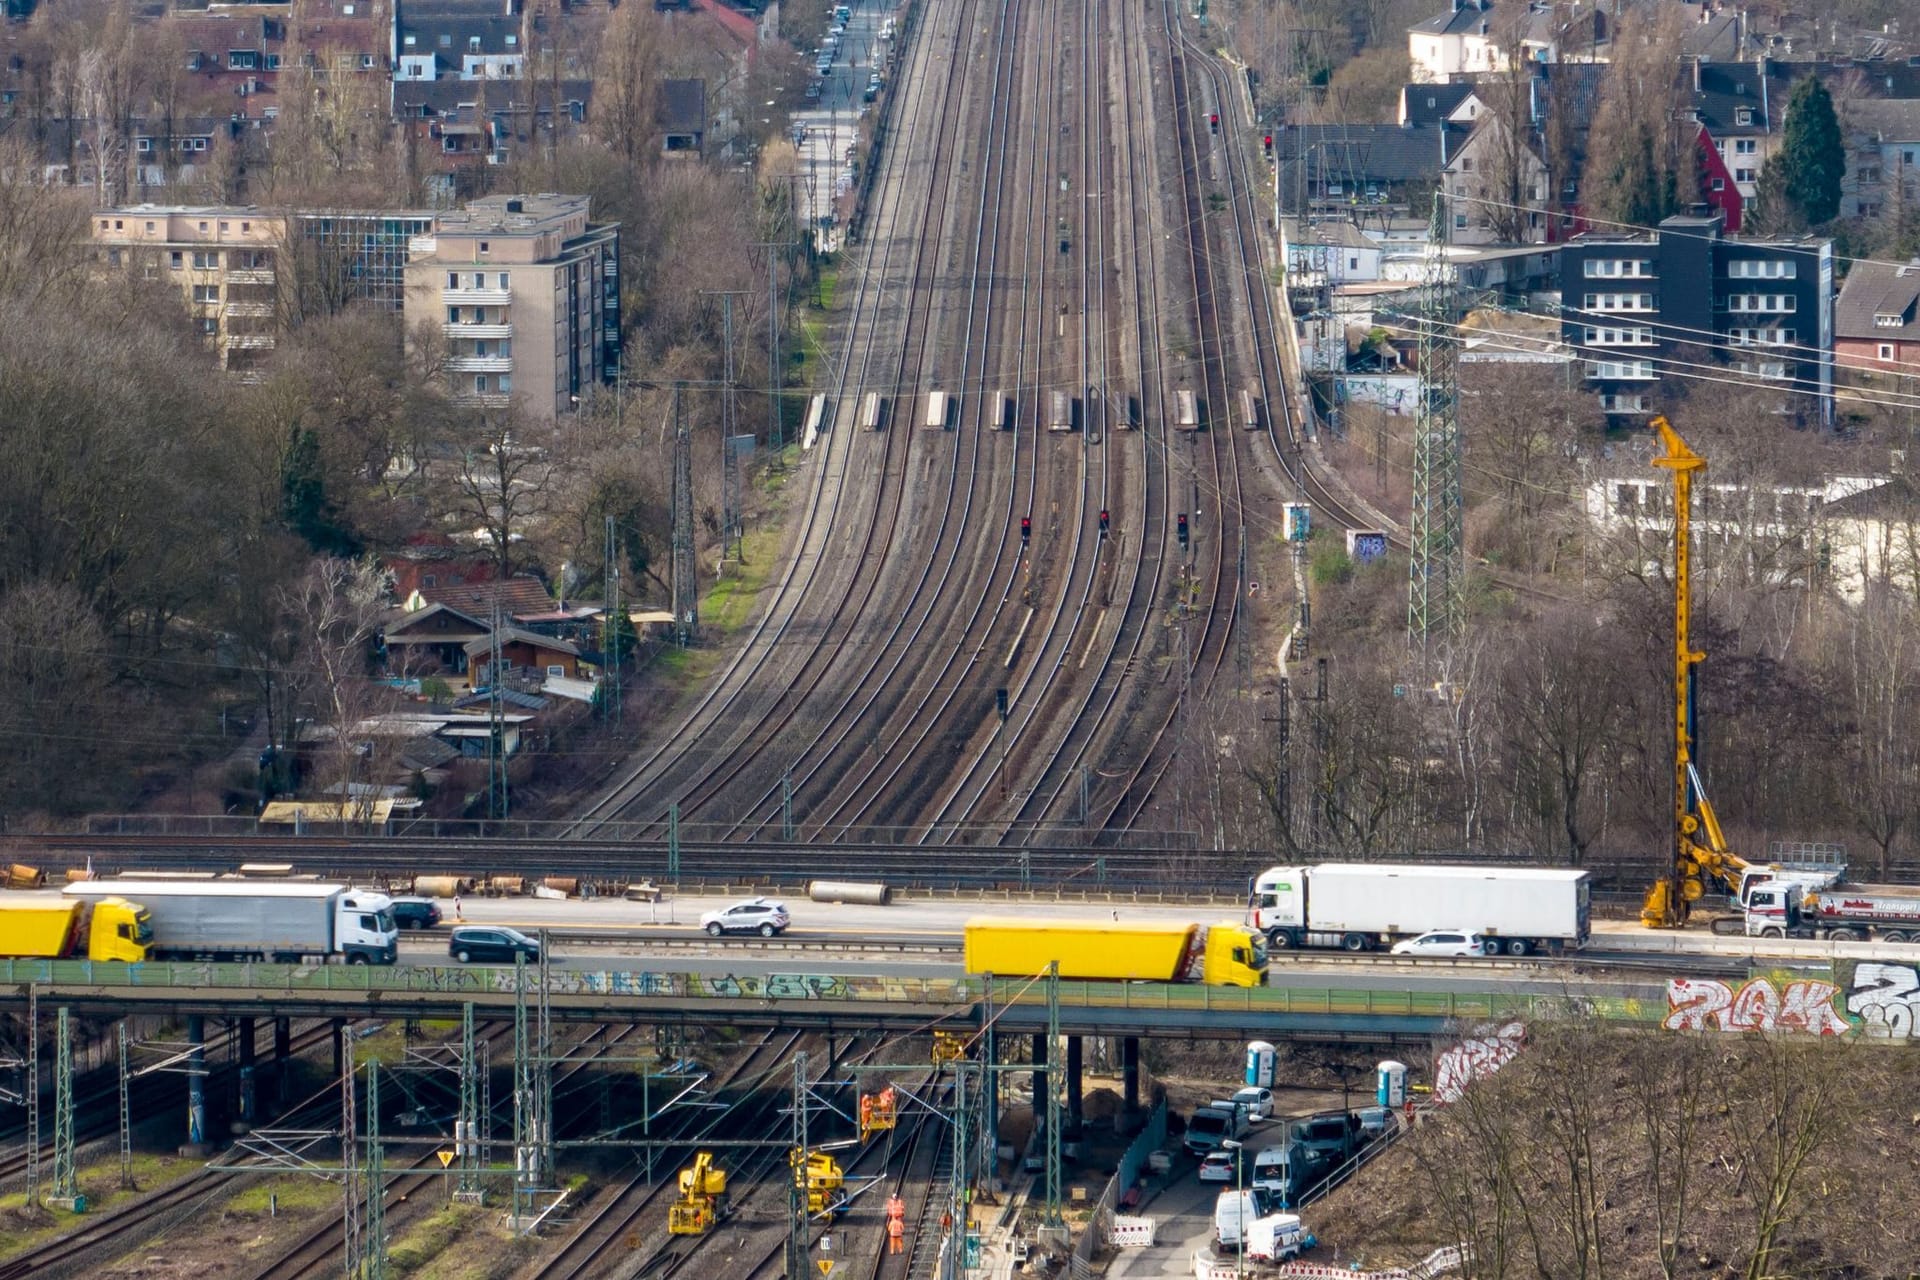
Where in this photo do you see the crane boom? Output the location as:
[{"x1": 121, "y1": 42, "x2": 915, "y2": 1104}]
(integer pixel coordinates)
[{"x1": 1641, "y1": 417, "x2": 1751, "y2": 928}]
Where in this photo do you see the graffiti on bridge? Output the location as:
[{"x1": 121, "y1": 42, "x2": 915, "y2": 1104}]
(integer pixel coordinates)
[
  {"x1": 1433, "y1": 1022, "x2": 1526, "y2": 1103},
  {"x1": 1845, "y1": 963, "x2": 1920, "y2": 1038},
  {"x1": 1663, "y1": 973, "x2": 1872, "y2": 1035}
]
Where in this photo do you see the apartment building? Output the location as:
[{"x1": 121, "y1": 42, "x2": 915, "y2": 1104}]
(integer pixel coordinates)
[
  {"x1": 91, "y1": 206, "x2": 284, "y2": 372},
  {"x1": 402, "y1": 194, "x2": 621, "y2": 417},
  {"x1": 1558, "y1": 210, "x2": 1833, "y2": 424}
]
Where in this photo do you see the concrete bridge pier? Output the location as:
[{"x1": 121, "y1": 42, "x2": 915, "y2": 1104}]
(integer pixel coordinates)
[
  {"x1": 237, "y1": 1016, "x2": 257, "y2": 1128},
  {"x1": 273, "y1": 1017, "x2": 291, "y2": 1107}
]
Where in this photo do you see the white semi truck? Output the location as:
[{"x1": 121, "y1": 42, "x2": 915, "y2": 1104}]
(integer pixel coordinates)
[
  {"x1": 66, "y1": 881, "x2": 399, "y2": 964},
  {"x1": 1248, "y1": 863, "x2": 1590, "y2": 956}
]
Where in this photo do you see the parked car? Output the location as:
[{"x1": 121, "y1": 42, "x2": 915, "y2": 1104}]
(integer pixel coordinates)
[
  {"x1": 700, "y1": 898, "x2": 791, "y2": 937},
  {"x1": 1390, "y1": 929, "x2": 1492, "y2": 958},
  {"x1": 448, "y1": 926, "x2": 541, "y2": 964},
  {"x1": 1197, "y1": 1150, "x2": 1236, "y2": 1183},
  {"x1": 1232, "y1": 1086, "x2": 1274, "y2": 1122},
  {"x1": 389, "y1": 897, "x2": 443, "y2": 930}
]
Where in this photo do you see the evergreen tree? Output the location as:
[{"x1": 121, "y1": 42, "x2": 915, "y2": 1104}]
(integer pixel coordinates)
[{"x1": 1773, "y1": 75, "x2": 1845, "y2": 227}]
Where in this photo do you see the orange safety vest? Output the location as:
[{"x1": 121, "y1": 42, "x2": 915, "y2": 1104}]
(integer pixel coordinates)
[{"x1": 887, "y1": 1218, "x2": 905, "y2": 1239}]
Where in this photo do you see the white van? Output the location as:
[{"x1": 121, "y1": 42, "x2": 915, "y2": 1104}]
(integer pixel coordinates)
[
  {"x1": 1213, "y1": 1187, "x2": 1281, "y2": 1248},
  {"x1": 1250, "y1": 1145, "x2": 1288, "y2": 1193}
]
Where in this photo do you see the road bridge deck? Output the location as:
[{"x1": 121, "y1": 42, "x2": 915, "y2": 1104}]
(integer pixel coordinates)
[{"x1": 0, "y1": 958, "x2": 1667, "y2": 1040}]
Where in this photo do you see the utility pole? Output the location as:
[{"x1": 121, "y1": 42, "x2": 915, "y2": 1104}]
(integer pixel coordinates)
[
  {"x1": 786, "y1": 1051, "x2": 809, "y2": 1280},
  {"x1": 363, "y1": 1058, "x2": 387, "y2": 1280},
  {"x1": 669, "y1": 382, "x2": 698, "y2": 646},
  {"x1": 602, "y1": 515, "x2": 621, "y2": 722},
  {"x1": 456, "y1": 1003, "x2": 483, "y2": 1201},
  {"x1": 24, "y1": 985, "x2": 37, "y2": 1209},
  {"x1": 1407, "y1": 191, "x2": 1464, "y2": 655},
  {"x1": 752, "y1": 241, "x2": 796, "y2": 452},
  {"x1": 48, "y1": 1008, "x2": 75, "y2": 1210},
  {"x1": 704, "y1": 290, "x2": 752, "y2": 559},
  {"x1": 341, "y1": 1032, "x2": 361, "y2": 1273},
  {"x1": 487, "y1": 600, "x2": 507, "y2": 819},
  {"x1": 117, "y1": 1021, "x2": 133, "y2": 1190}
]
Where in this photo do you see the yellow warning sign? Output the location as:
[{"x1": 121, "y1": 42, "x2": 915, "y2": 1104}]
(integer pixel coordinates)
[
  {"x1": 437, "y1": 1151, "x2": 455, "y2": 1168},
  {"x1": 817, "y1": 1262, "x2": 834, "y2": 1276}
]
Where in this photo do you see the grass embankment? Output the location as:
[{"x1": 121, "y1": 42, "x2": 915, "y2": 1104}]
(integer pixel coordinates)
[{"x1": 0, "y1": 1153, "x2": 202, "y2": 1260}]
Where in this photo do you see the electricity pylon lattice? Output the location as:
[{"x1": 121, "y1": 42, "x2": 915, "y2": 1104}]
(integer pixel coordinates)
[{"x1": 1407, "y1": 192, "x2": 1465, "y2": 653}]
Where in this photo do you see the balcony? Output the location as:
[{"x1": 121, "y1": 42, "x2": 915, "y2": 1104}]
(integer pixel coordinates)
[
  {"x1": 447, "y1": 355, "x2": 514, "y2": 373},
  {"x1": 225, "y1": 334, "x2": 276, "y2": 350},
  {"x1": 444, "y1": 322, "x2": 514, "y2": 340},
  {"x1": 226, "y1": 268, "x2": 275, "y2": 285},
  {"x1": 224, "y1": 302, "x2": 275, "y2": 318},
  {"x1": 444, "y1": 285, "x2": 512, "y2": 305},
  {"x1": 455, "y1": 393, "x2": 513, "y2": 409}
]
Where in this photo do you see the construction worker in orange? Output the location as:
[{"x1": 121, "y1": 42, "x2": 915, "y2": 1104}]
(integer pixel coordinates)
[
  {"x1": 885, "y1": 1194, "x2": 906, "y2": 1254},
  {"x1": 860, "y1": 1094, "x2": 874, "y2": 1134}
]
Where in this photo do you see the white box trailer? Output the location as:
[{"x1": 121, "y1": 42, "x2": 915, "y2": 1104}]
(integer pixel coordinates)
[
  {"x1": 924, "y1": 390, "x2": 951, "y2": 429},
  {"x1": 1249, "y1": 863, "x2": 1590, "y2": 956},
  {"x1": 66, "y1": 880, "x2": 398, "y2": 964}
]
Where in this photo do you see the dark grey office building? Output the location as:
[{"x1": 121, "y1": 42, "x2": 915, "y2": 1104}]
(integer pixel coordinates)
[{"x1": 1559, "y1": 211, "x2": 1833, "y2": 425}]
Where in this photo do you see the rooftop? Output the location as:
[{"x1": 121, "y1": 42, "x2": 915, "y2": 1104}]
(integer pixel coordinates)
[{"x1": 1834, "y1": 258, "x2": 1920, "y2": 341}]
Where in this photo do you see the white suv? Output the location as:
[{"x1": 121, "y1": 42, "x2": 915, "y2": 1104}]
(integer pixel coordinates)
[{"x1": 700, "y1": 898, "x2": 791, "y2": 937}]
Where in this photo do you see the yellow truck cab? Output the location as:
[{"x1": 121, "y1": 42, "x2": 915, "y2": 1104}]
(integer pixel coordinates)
[
  {"x1": 2, "y1": 898, "x2": 152, "y2": 963},
  {"x1": 1197, "y1": 922, "x2": 1268, "y2": 987}
]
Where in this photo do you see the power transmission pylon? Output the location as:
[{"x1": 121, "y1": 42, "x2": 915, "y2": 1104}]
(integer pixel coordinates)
[
  {"x1": 24, "y1": 986, "x2": 38, "y2": 1210},
  {"x1": 668, "y1": 382, "x2": 698, "y2": 647},
  {"x1": 363, "y1": 1058, "x2": 387, "y2": 1280},
  {"x1": 341, "y1": 1032, "x2": 362, "y2": 1274},
  {"x1": 456, "y1": 1003, "x2": 483, "y2": 1202},
  {"x1": 602, "y1": 515, "x2": 621, "y2": 722},
  {"x1": 48, "y1": 1007, "x2": 76, "y2": 1210},
  {"x1": 1044, "y1": 963, "x2": 1063, "y2": 1228},
  {"x1": 1406, "y1": 191, "x2": 1465, "y2": 655},
  {"x1": 117, "y1": 1021, "x2": 134, "y2": 1190}
]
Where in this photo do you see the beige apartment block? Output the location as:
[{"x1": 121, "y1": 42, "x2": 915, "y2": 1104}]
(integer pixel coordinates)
[
  {"x1": 403, "y1": 194, "x2": 622, "y2": 418},
  {"x1": 90, "y1": 205, "x2": 285, "y2": 372}
]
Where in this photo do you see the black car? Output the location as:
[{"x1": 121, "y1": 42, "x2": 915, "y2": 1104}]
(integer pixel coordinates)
[
  {"x1": 390, "y1": 897, "x2": 444, "y2": 930},
  {"x1": 448, "y1": 926, "x2": 542, "y2": 964}
]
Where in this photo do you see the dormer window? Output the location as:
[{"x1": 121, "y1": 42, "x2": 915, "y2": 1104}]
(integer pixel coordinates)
[
  {"x1": 1876, "y1": 311, "x2": 1907, "y2": 328},
  {"x1": 1735, "y1": 107, "x2": 1753, "y2": 126}
]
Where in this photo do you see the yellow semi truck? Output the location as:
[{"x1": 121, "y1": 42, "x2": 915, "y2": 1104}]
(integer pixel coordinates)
[
  {"x1": 1, "y1": 899, "x2": 152, "y2": 962},
  {"x1": 962, "y1": 918, "x2": 1267, "y2": 987}
]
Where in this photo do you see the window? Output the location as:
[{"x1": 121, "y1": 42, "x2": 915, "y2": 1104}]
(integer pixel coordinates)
[
  {"x1": 1711, "y1": 177, "x2": 1725, "y2": 191},
  {"x1": 447, "y1": 271, "x2": 460, "y2": 288},
  {"x1": 1584, "y1": 325, "x2": 1655, "y2": 346},
  {"x1": 497, "y1": 374, "x2": 512, "y2": 393},
  {"x1": 497, "y1": 272, "x2": 509, "y2": 290},
  {"x1": 218, "y1": 220, "x2": 229, "y2": 232},
  {"x1": 1582, "y1": 292, "x2": 1655, "y2": 312},
  {"x1": 1584, "y1": 258, "x2": 1653, "y2": 278},
  {"x1": 137, "y1": 137, "x2": 151, "y2": 153},
  {"x1": 1734, "y1": 359, "x2": 1789, "y2": 379},
  {"x1": 192, "y1": 250, "x2": 218, "y2": 269},
  {"x1": 439, "y1": 33, "x2": 452, "y2": 47},
  {"x1": 265, "y1": 53, "x2": 281, "y2": 70},
  {"x1": 192, "y1": 284, "x2": 219, "y2": 304},
  {"x1": 1586, "y1": 359, "x2": 1657, "y2": 380},
  {"x1": 1729, "y1": 259, "x2": 1795, "y2": 279},
  {"x1": 169, "y1": 250, "x2": 183, "y2": 269},
  {"x1": 479, "y1": 240, "x2": 490, "y2": 254},
  {"x1": 545, "y1": 664, "x2": 565, "y2": 678},
  {"x1": 474, "y1": 375, "x2": 490, "y2": 393},
  {"x1": 1880, "y1": 343, "x2": 1897, "y2": 360},
  {"x1": 1735, "y1": 167, "x2": 1756, "y2": 183},
  {"x1": 1728, "y1": 294, "x2": 1795, "y2": 313},
  {"x1": 1730, "y1": 327, "x2": 1794, "y2": 346},
  {"x1": 1735, "y1": 107, "x2": 1753, "y2": 126},
  {"x1": 1600, "y1": 393, "x2": 1648, "y2": 413},
  {"x1": 196, "y1": 316, "x2": 218, "y2": 335},
  {"x1": 1454, "y1": 213, "x2": 1468, "y2": 229},
  {"x1": 448, "y1": 305, "x2": 462, "y2": 324},
  {"x1": 1735, "y1": 139, "x2": 1756, "y2": 156},
  {"x1": 229, "y1": 50, "x2": 258, "y2": 70},
  {"x1": 1461, "y1": 156, "x2": 1475, "y2": 172},
  {"x1": 1872, "y1": 310, "x2": 1906, "y2": 328}
]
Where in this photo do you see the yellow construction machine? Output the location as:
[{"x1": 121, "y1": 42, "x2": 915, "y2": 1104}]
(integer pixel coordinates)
[
  {"x1": 1638, "y1": 418, "x2": 1841, "y2": 928},
  {"x1": 791, "y1": 1148, "x2": 848, "y2": 1218},
  {"x1": 668, "y1": 1151, "x2": 729, "y2": 1235}
]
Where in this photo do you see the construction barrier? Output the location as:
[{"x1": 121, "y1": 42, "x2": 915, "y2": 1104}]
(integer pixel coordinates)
[{"x1": 1105, "y1": 1216, "x2": 1156, "y2": 1247}]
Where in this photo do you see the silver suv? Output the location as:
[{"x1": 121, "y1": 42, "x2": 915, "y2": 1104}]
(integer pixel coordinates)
[{"x1": 700, "y1": 898, "x2": 791, "y2": 937}]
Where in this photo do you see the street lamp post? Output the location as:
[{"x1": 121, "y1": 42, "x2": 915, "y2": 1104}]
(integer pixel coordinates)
[{"x1": 1222, "y1": 1137, "x2": 1246, "y2": 1280}]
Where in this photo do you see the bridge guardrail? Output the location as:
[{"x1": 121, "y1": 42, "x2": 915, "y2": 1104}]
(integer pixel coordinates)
[{"x1": 0, "y1": 960, "x2": 1667, "y2": 1026}]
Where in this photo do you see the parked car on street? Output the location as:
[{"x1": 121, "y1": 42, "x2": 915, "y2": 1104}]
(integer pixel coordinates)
[
  {"x1": 700, "y1": 898, "x2": 791, "y2": 937},
  {"x1": 448, "y1": 925, "x2": 542, "y2": 964},
  {"x1": 1390, "y1": 929, "x2": 1492, "y2": 958},
  {"x1": 1232, "y1": 1086, "x2": 1274, "y2": 1122},
  {"x1": 1197, "y1": 1150, "x2": 1236, "y2": 1183},
  {"x1": 389, "y1": 897, "x2": 443, "y2": 930}
]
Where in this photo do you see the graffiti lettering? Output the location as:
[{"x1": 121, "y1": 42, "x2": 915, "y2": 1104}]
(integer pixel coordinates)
[
  {"x1": 1433, "y1": 1022, "x2": 1526, "y2": 1103},
  {"x1": 1846, "y1": 963, "x2": 1920, "y2": 1039},
  {"x1": 1662, "y1": 977, "x2": 1850, "y2": 1035}
]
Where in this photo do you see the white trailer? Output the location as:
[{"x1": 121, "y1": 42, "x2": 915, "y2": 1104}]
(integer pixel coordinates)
[
  {"x1": 924, "y1": 390, "x2": 951, "y2": 429},
  {"x1": 66, "y1": 880, "x2": 398, "y2": 964},
  {"x1": 859, "y1": 392, "x2": 885, "y2": 431},
  {"x1": 1047, "y1": 390, "x2": 1073, "y2": 432},
  {"x1": 1249, "y1": 863, "x2": 1590, "y2": 956}
]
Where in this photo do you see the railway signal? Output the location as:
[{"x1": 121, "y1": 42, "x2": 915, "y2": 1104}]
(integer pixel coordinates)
[
  {"x1": 1098, "y1": 509, "x2": 1110, "y2": 535},
  {"x1": 1262, "y1": 133, "x2": 1273, "y2": 158},
  {"x1": 995, "y1": 688, "x2": 1009, "y2": 719},
  {"x1": 1177, "y1": 513, "x2": 1189, "y2": 547},
  {"x1": 1208, "y1": 113, "x2": 1219, "y2": 134},
  {"x1": 1020, "y1": 516, "x2": 1031, "y2": 546}
]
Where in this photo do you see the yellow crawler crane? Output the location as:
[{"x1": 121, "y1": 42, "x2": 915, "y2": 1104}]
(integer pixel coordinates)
[
  {"x1": 667, "y1": 1151, "x2": 728, "y2": 1235},
  {"x1": 1640, "y1": 417, "x2": 1754, "y2": 928}
]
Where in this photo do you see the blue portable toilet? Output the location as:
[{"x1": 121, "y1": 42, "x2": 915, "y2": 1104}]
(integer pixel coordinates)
[{"x1": 1246, "y1": 1040, "x2": 1277, "y2": 1088}]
